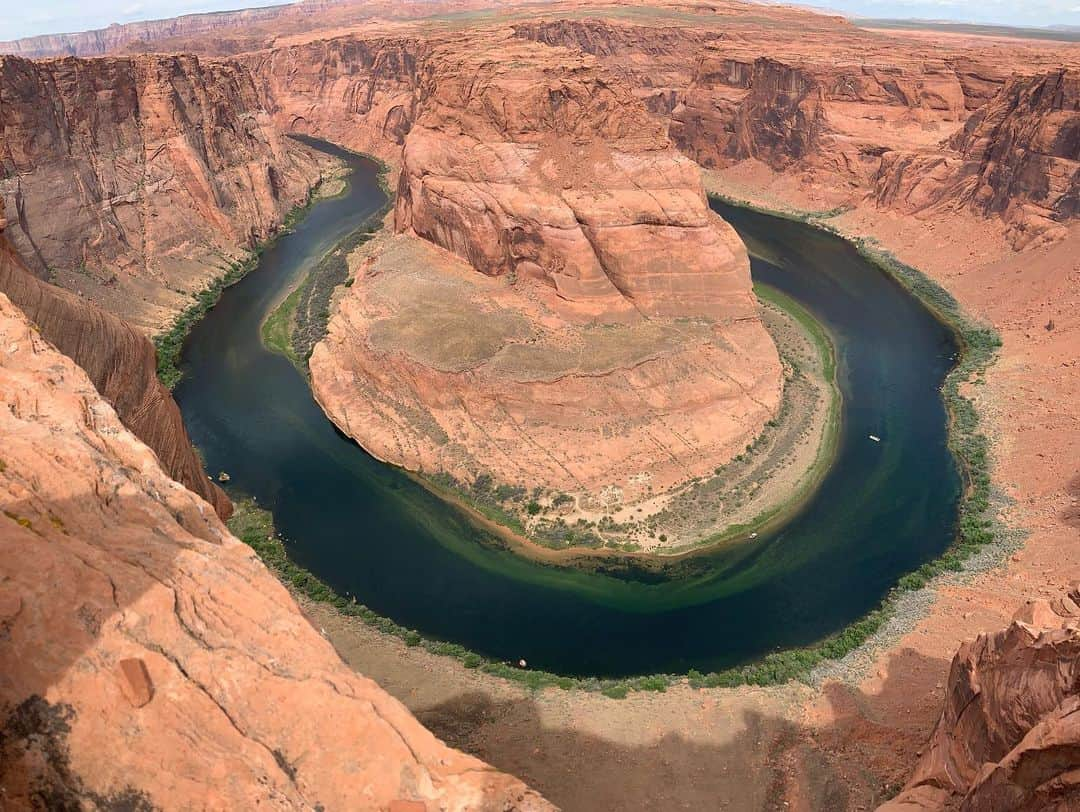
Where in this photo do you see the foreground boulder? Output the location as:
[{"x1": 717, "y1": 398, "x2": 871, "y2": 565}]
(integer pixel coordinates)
[
  {"x1": 881, "y1": 588, "x2": 1080, "y2": 810},
  {"x1": 0, "y1": 291, "x2": 550, "y2": 810}
]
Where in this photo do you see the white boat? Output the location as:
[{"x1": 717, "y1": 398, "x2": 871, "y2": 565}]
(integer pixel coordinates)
[{"x1": 869, "y1": 434, "x2": 881, "y2": 442}]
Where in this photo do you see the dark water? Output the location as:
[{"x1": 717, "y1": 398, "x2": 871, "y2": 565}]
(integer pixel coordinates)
[{"x1": 175, "y1": 139, "x2": 961, "y2": 678}]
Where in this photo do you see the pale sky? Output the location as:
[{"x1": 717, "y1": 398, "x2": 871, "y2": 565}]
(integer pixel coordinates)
[
  {"x1": 1, "y1": 1, "x2": 291, "y2": 41},
  {"x1": 1, "y1": 0, "x2": 1077, "y2": 41}
]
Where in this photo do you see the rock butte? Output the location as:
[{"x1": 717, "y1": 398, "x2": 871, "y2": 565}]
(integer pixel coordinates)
[
  {"x1": 309, "y1": 36, "x2": 784, "y2": 502},
  {"x1": 0, "y1": 0, "x2": 1078, "y2": 808}
]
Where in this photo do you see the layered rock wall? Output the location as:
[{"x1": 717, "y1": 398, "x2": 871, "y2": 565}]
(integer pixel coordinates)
[
  {"x1": 0, "y1": 290, "x2": 550, "y2": 809},
  {"x1": 0, "y1": 53, "x2": 325, "y2": 328},
  {"x1": 874, "y1": 69, "x2": 1080, "y2": 248},
  {"x1": 0, "y1": 202, "x2": 231, "y2": 518},
  {"x1": 395, "y1": 38, "x2": 758, "y2": 320},
  {"x1": 243, "y1": 36, "x2": 423, "y2": 162},
  {"x1": 516, "y1": 16, "x2": 1079, "y2": 247},
  {"x1": 0, "y1": 4, "x2": 296, "y2": 58},
  {"x1": 882, "y1": 589, "x2": 1080, "y2": 810}
]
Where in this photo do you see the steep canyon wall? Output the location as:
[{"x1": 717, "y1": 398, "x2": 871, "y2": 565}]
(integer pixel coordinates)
[
  {"x1": 0, "y1": 53, "x2": 326, "y2": 329},
  {"x1": 0, "y1": 202, "x2": 231, "y2": 518},
  {"x1": 0, "y1": 290, "x2": 549, "y2": 809},
  {"x1": 512, "y1": 16, "x2": 1080, "y2": 248}
]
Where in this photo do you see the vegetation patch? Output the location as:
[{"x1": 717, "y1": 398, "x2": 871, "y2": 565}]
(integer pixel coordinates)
[
  {"x1": 262, "y1": 218, "x2": 385, "y2": 369},
  {"x1": 154, "y1": 176, "x2": 338, "y2": 389},
  {"x1": 262, "y1": 170, "x2": 393, "y2": 371}
]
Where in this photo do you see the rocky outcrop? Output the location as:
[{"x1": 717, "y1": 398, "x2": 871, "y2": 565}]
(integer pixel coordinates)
[
  {"x1": 310, "y1": 228, "x2": 780, "y2": 505},
  {"x1": 395, "y1": 37, "x2": 758, "y2": 320},
  {"x1": 874, "y1": 69, "x2": 1080, "y2": 248},
  {"x1": 0, "y1": 201, "x2": 231, "y2": 519},
  {"x1": 671, "y1": 55, "x2": 827, "y2": 171},
  {"x1": 881, "y1": 588, "x2": 1080, "y2": 811},
  {"x1": 0, "y1": 53, "x2": 325, "y2": 329},
  {"x1": 300, "y1": 32, "x2": 782, "y2": 514},
  {"x1": 512, "y1": 15, "x2": 1080, "y2": 246},
  {"x1": 0, "y1": 290, "x2": 551, "y2": 809},
  {"x1": 512, "y1": 18, "x2": 709, "y2": 59},
  {"x1": 243, "y1": 36, "x2": 423, "y2": 163}
]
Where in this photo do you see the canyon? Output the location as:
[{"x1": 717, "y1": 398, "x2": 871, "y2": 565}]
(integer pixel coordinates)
[
  {"x1": 0, "y1": 51, "x2": 328, "y2": 330},
  {"x1": 0, "y1": 287, "x2": 547, "y2": 810},
  {"x1": 1, "y1": 0, "x2": 1078, "y2": 809}
]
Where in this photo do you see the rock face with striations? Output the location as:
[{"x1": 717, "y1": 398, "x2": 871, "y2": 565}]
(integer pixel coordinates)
[
  {"x1": 514, "y1": 14, "x2": 1079, "y2": 247},
  {"x1": 881, "y1": 588, "x2": 1080, "y2": 810},
  {"x1": 244, "y1": 36, "x2": 423, "y2": 163},
  {"x1": 873, "y1": 69, "x2": 1080, "y2": 249},
  {"x1": 310, "y1": 34, "x2": 782, "y2": 507},
  {"x1": 395, "y1": 37, "x2": 757, "y2": 320},
  {"x1": 0, "y1": 202, "x2": 231, "y2": 519},
  {"x1": 0, "y1": 290, "x2": 551, "y2": 810},
  {"x1": 0, "y1": 53, "x2": 325, "y2": 329}
]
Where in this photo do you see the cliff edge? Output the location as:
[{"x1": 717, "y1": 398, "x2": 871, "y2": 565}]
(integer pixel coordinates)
[{"x1": 0, "y1": 290, "x2": 550, "y2": 810}]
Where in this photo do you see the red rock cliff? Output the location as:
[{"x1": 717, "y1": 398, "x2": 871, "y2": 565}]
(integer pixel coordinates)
[
  {"x1": 514, "y1": 14, "x2": 1079, "y2": 247},
  {"x1": 874, "y1": 69, "x2": 1080, "y2": 249},
  {"x1": 395, "y1": 36, "x2": 757, "y2": 320},
  {"x1": 881, "y1": 589, "x2": 1080, "y2": 811},
  {"x1": 0, "y1": 291, "x2": 550, "y2": 809},
  {"x1": 308, "y1": 31, "x2": 783, "y2": 518},
  {"x1": 0, "y1": 4, "x2": 296, "y2": 58},
  {"x1": 0, "y1": 53, "x2": 325, "y2": 329},
  {"x1": 0, "y1": 202, "x2": 231, "y2": 519},
  {"x1": 243, "y1": 36, "x2": 423, "y2": 162}
]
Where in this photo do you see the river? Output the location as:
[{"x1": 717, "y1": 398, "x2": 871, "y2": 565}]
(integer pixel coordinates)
[{"x1": 175, "y1": 138, "x2": 961, "y2": 678}]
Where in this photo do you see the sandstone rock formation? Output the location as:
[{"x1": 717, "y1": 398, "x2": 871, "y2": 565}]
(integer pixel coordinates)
[
  {"x1": 874, "y1": 69, "x2": 1080, "y2": 249},
  {"x1": 310, "y1": 229, "x2": 779, "y2": 504},
  {"x1": 0, "y1": 0, "x2": 525, "y2": 59},
  {"x1": 881, "y1": 588, "x2": 1080, "y2": 810},
  {"x1": 396, "y1": 37, "x2": 756, "y2": 320},
  {"x1": 671, "y1": 55, "x2": 828, "y2": 172},
  {"x1": 0, "y1": 290, "x2": 550, "y2": 810},
  {"x1": 244, "y1": 36, "x2": 423, "y2": 163},
  {"x1": 0, "y1": 202, "x2": 231, "y2": 519},
  {"x1": 0, "y1": 53, "x2": 326, "y2": 329},
  {"x1": 512, "y1": 8, "x2": 1079, "y2": 248},
  {"x1": 304, "y1": 32, "x2": 782, "y2": 514},
  {"x1": 0, "y1": 5, "x2": 294, "y2": 57}
]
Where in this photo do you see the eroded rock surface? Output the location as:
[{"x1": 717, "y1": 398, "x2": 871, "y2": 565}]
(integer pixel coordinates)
[
  {"x1": 0, "y1": 53, "x2": 326, "y2": 328},
  {"x1": 244, "y1": 36, "x2": 423, "y2": 163},
  {"x1": 303, "y1": 32, "x2": 782, "y2": 514},
  {"x1": 512, "y1": 8, "x2": 1079, "y2": 249},
  {"x1": 311, "y1": 229, "x2": 779, "y2": 503},
  {"x1": 0, "y1": 291, "x2": 550, "y2": 810},
  {"x1": 874, "y1": 69, "x2": 1080, "y2": 249},
  {"x1": 881, "y1": 588, "x2": 1080, "y2": 811},
  {"x1": 396, "y1": 37, "x2": 757, "y2": 320},
  {"x1": 0, "y1": 203, "x2": 230, "y2": 518}
]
